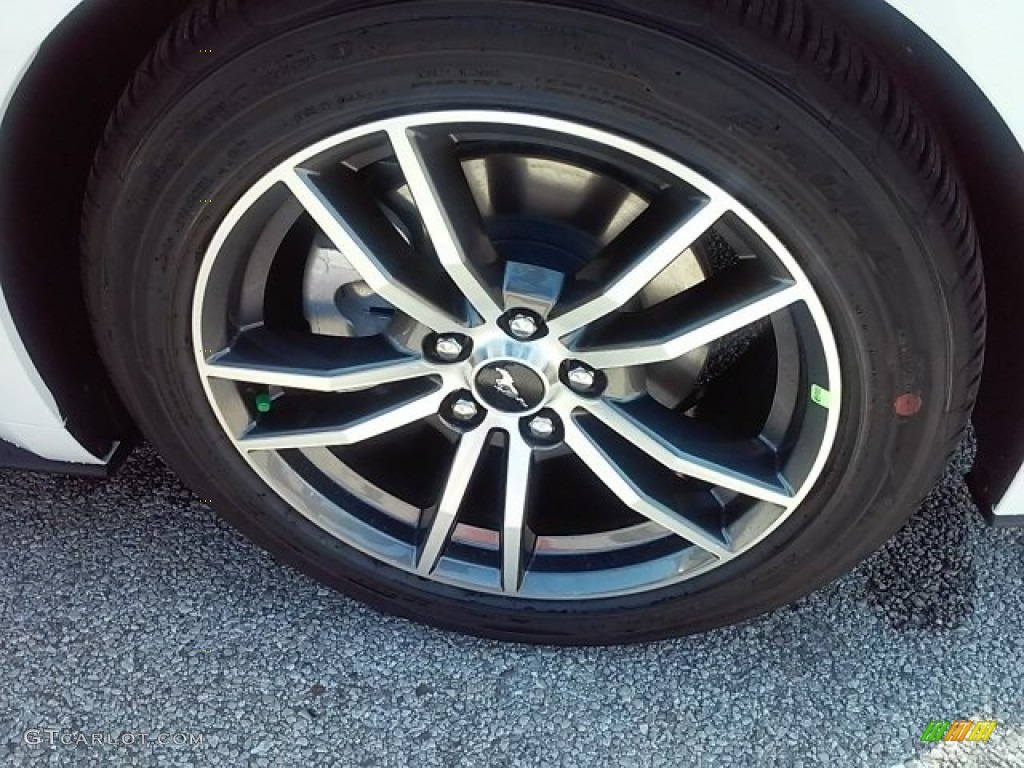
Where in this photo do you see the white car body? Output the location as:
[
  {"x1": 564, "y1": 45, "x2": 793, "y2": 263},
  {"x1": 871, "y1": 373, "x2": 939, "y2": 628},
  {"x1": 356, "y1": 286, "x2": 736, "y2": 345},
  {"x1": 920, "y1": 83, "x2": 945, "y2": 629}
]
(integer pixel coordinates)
[{"x1": 1, "y1": 0, "x2": 1022, "y2": 518}]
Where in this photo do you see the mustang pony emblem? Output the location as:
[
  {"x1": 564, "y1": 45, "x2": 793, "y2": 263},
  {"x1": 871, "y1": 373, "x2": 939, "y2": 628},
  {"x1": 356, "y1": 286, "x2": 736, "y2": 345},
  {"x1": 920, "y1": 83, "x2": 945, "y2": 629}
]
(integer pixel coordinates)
[{"x1": 493, "y1": 367, "x2": 528, "y2": 408}]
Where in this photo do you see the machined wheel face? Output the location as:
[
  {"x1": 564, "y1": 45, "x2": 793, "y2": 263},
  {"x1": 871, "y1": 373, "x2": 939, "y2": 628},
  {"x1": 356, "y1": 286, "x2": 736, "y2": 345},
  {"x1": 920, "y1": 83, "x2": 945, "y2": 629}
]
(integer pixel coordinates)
[{"x1": 192, "y1": 111, "x2": 842, "y2": 599}]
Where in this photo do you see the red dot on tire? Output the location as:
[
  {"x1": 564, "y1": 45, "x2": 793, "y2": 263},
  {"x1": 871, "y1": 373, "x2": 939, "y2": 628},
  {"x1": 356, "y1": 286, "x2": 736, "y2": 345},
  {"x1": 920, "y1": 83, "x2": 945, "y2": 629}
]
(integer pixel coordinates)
[{"x1": 894, "y1": 393, "x2": 923, "y2": 417}]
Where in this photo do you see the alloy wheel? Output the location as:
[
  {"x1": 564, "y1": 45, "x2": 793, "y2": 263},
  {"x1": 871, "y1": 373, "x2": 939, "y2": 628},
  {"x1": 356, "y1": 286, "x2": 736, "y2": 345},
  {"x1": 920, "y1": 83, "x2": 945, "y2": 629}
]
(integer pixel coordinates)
[{"x1": 192, "y1": 111, "x2": 842, "y2": 599}]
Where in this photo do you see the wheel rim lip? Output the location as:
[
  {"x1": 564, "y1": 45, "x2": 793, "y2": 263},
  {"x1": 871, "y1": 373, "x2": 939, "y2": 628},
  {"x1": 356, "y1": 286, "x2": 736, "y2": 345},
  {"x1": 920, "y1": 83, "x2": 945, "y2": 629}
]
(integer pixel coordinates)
[{"x1": 191, "y1": 109, "x2": 844, "y2": 600}]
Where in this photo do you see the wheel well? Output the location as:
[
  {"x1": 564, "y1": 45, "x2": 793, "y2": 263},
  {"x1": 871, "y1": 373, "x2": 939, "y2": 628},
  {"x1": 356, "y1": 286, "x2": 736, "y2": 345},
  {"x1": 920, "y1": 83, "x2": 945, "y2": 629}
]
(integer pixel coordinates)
[
  {"x1": 0, "y1": 0, "x2": 191, "y2": 457},
  {"x1": 1, "y1": 0, "x2": 1021, "y2": 501}
]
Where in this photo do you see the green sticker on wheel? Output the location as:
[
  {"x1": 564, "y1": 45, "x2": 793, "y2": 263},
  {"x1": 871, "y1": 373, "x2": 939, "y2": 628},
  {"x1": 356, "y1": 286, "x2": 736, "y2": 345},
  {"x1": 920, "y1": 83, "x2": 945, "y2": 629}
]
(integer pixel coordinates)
[{"x1": 810, "y1": 384, "x2": 833, "y2": 409}]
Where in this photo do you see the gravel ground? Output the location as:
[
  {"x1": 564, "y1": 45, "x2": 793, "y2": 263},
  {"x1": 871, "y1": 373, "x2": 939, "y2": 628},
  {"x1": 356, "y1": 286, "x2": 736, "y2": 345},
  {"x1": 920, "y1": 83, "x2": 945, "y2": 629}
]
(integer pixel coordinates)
[{"x1": 1, "y1": 434, "x2": 1022, "y2": 767}]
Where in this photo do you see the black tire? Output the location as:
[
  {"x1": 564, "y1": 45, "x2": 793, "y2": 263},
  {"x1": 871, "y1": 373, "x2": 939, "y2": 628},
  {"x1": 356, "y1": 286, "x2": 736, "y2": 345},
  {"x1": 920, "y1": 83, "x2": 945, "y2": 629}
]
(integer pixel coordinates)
[{"x1": 82, "y1": 0, "x2": 984, "y2": 644}]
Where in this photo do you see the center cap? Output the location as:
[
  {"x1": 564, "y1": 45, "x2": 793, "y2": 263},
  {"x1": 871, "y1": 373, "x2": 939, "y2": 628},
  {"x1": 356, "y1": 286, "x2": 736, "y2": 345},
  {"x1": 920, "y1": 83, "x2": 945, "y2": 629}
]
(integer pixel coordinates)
[{"x1": 474, "y1": 360, "x2": 547, "y2": 413}]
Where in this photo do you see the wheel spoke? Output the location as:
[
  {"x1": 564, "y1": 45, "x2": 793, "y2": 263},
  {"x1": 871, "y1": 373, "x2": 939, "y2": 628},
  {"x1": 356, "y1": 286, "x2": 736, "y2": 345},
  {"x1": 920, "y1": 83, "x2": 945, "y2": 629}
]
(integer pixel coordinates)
[
  {"x1": 578, "y1": 399, "x2": 794, "y2": 506},
  {"x1": 563, "y1": 420, "x2": 733, "y2": 558},
  {"x1": 501, "y1": 261, "x2": 565, "y2": 319},
  {"x1": 388, "y1": 126, "x2": 505, "y2": 323},
  {"x1": 237, "y1": 382, "x2": 445, "y2": 451},
  {"x1": 547, "y1": 191, "x2": 728, "y2": 337},
  {"x1": 416, "y1": 428, "x2": 492, "y2": 575},
  {"x1": 574, "y1": 262, "x2": 806, "y2": 369},
  {"x1": 501, "y1": 433, "x2": 534, "y2": 593},
  {"x1": 202, "y1": 328, "x2": 436, "y2": 392},
  {"x1": 281, "y1": 166, "x2": 466, "y2": 331}
]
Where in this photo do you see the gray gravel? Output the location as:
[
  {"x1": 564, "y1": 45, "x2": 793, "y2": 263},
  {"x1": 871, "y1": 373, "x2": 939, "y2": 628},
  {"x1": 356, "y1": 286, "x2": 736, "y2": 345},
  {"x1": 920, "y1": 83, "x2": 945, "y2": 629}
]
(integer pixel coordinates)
[{"x1": 1, "y1": 433, "x2": 1022, "y2": 767}]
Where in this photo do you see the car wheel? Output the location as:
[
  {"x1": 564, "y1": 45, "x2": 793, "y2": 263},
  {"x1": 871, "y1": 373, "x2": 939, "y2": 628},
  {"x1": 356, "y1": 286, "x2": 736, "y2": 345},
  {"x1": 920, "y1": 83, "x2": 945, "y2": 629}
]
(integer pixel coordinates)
[{"x1": 82, "y1": 0, "x2": 984, "y2": 643}]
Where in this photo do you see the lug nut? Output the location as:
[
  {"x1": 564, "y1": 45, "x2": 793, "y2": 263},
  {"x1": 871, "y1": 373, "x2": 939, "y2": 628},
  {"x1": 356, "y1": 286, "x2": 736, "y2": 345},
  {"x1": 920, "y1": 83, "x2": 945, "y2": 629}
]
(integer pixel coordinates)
[
  {"x1": 567, "y1": 366, "x2": 596, "y2": 391},
  {"x1": 434, "y1": 336, "x2": 465, "y2": 362},
  {"x1": 507, "y1": 313, "x2": 540, "y2": 340},
  {"x1": 451, "y1": 398, "x2": 479, "y2": 422},
  {"x1": 562, "y1": 361, "x2": 606, "y2": 398},
  {"x1": 527, "y1": 415, "x2": 556, "y2": 439}
]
